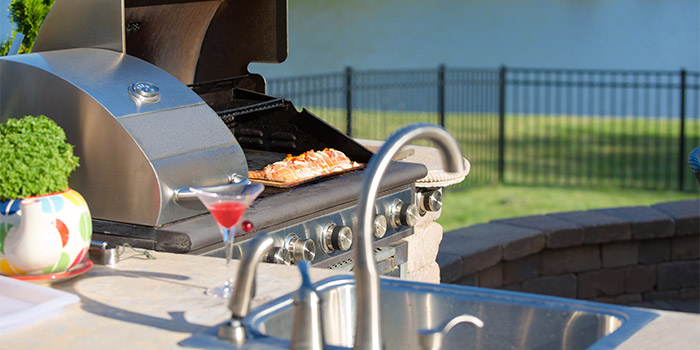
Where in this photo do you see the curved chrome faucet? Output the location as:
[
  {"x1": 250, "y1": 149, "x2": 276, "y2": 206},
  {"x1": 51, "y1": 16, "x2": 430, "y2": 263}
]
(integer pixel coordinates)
[
  {"x1": 354, "y1": 123, "x2": 466, "y2": 350},
  {"x1": 218, "y1": 232, "x2": 276, "y2": 344}
]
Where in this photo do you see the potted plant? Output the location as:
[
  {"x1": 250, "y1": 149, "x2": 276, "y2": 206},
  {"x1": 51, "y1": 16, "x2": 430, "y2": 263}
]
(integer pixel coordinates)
[{"x1": 0, "y1": 115, "x2": 91, "y2": 276}]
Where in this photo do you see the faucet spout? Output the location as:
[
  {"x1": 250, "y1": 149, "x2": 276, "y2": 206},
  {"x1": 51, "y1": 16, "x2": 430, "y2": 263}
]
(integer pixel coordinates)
[
  {"x1": 354, "y1": 123, "x2": 465, "y2": 350},
  {"x1": 218, "y1": 232, "x2": 276, "y2": 344},
  {"x1": 228, "y1": 232, "x2": 276, "y2": 318}
]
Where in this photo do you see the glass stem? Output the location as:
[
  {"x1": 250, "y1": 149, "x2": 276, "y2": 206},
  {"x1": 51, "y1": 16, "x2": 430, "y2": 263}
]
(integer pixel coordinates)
[{"x1": 224, "y1": 227, "x2": 236, "y2": 290}]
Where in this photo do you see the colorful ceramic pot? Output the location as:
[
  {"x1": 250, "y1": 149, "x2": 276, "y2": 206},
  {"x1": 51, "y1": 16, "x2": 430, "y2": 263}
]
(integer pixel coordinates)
[{"x1": 0, "y1": 189, "x2": 92, "y2": 276}]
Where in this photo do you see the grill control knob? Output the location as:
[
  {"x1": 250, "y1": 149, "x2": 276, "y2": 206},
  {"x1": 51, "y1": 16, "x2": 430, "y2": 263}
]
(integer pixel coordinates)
[
  {"x1": 373, "y1": 214, "x2": 388, "y2": 238},
  {"x1": 417, "y1": 189, "x2": 443, "y2": 214},
  {"x1": 322, "y1": 223, "x2": 353, "y2": 253},
  {"x1": 390, "y1": 199, "x2": 418, "y2": 228},
  {"x1": 262, "y1": 247, "x2": 291, "y2": 266},
  {"x1": 285, "y1": 234, "x2": 316, "y2": 263}
]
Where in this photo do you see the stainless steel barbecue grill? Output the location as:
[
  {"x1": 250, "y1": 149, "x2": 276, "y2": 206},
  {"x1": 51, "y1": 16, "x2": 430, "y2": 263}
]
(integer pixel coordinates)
[{"x1": 0, "y1": 0, "x2": 431, "y2": 273}]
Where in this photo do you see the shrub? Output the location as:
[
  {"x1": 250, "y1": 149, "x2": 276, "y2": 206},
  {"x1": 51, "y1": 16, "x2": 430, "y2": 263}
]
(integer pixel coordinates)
[{"x1": 0, "y1": 115, "x2": 79, "y2": 200}]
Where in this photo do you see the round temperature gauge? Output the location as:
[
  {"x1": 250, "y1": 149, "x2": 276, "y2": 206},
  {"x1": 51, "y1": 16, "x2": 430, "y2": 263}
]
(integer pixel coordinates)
[{"x1": 128, "y1": 82, "x2": 161, "y2": 103}]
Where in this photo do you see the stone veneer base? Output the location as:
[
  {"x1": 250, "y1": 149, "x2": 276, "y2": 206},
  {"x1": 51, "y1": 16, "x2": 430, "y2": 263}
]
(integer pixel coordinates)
[{"x1": 437, "y1": 199, "x2": 700, "y2": 308}]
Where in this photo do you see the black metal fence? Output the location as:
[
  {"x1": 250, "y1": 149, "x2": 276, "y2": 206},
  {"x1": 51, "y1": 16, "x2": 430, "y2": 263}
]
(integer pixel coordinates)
[{"x1": 267, "y1": 66, "x2": 700, "y2": 192}]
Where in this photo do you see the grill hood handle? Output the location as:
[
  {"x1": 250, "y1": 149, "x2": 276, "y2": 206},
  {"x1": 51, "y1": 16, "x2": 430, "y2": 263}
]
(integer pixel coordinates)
[{"x1": 174, "y1": 174, "x2": 250, "y2": 203}]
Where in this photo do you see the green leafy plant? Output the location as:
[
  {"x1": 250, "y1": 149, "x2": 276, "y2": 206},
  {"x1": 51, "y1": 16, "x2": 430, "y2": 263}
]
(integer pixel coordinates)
[
  {"x1": 0, "y1": 115, "x2": 79, "y2": 200},
  {"x1": 1, "y1": 0, "x2": 55, "y2": 55}
]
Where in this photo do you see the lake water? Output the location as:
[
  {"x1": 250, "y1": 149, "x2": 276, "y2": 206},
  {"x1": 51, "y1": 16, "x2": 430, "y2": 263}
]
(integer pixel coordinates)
[
  {"x1": 1, "y1": 0, "x2": 698, "y2": 76},
  {"x1": 251, "y1": 0, "x2": 699, "y2": 78}
]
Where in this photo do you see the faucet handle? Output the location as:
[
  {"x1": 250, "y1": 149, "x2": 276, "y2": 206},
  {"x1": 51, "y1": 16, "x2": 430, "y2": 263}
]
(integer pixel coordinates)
[
  {"x1": 290, "y1": 261, "x2": 325, "y2": 350},
  {"x1": 417, "y1": 314, "x2": 484, "y2": 350}
]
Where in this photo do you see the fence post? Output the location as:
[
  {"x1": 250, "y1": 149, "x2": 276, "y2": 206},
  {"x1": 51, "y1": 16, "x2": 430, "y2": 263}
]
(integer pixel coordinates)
[
  {"x1": 438, "y1": 64, "x2": 446, "y2": 127},
  {"x1": 345, "y1": 66, "x2": 353, "y2": 137},
  {"x1": 498, "y1": 65, "x2": 507, "y2": 183},
  {"x1": 679, "y1": 68, "x2": 687, "y2": 191}
]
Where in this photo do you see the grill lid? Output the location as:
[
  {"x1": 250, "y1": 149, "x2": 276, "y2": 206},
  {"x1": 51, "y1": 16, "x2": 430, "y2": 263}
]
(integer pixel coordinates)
[{"x1": 33, "y1": 0, "x2": 288, "y2": 89}]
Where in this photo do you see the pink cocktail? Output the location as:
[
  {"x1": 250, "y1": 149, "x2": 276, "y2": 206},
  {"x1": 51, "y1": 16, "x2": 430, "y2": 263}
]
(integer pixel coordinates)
[
  {"x1": 208, "y1": 202, "x2": 247, "y2": 231},
  {"x1": 191, "y1": 182, "x2": 264, "y2": 297}
]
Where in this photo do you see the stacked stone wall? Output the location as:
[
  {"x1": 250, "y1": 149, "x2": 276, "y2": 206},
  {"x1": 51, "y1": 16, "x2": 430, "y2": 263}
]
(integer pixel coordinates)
[{"x1": 437, "y1": 200, "x2": 700, "y2": 305}]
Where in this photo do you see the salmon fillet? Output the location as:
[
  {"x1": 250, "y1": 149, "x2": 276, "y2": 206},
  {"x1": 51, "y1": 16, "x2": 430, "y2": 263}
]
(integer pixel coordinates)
[{"x1": 249, "y1": 148, "x2": 358, "y2": 182}]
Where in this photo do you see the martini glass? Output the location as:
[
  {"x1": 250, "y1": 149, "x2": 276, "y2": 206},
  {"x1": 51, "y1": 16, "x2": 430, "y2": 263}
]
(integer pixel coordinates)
[{"x1": 191, "y1": 182, "x2": 264, "y2": 298}]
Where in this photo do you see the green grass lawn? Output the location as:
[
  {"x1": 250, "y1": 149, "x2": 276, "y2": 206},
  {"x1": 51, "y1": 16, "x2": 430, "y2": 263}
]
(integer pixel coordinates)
[
  {"x1": 307, "y1": 107, "x2": 700, "y2": 191},
  {"x1": 302, "y1": 106, "x2": 700, "y2": 230},
  {"x1": 437, "y1": 184, "x2": 699, "y2": 232}
]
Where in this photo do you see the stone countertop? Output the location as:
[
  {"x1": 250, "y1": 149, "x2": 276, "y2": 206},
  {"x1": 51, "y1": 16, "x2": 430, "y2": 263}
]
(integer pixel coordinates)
[
  {"x1": 0, "y1": 251, "x2": 343, "y2": 349},
  {"x1": 1, "y1": 251, "x2": 699, "y2": 349},
  {"x1": 618, "y1": 309, "x2": 700, "y2": 350}
]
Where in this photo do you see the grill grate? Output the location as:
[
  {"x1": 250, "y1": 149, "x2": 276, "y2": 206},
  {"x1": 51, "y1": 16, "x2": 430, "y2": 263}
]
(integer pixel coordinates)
[{"x1": 218, "y1": 99, "x2": 288, "y2": 126}]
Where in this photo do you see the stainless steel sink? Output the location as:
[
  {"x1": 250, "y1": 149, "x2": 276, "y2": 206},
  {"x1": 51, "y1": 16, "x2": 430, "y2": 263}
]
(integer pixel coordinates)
[{"x1": 243, "y1": 275, "x2": 657, "y2": 350}]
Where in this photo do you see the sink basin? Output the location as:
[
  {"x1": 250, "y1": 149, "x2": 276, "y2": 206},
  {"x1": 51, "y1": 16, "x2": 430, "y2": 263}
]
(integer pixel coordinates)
[{"x1": 243, "y1": 275, "x2": 657, "y2": 350}]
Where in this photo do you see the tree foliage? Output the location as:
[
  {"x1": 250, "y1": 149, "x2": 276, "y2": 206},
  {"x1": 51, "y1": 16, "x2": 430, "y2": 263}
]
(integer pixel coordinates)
[{"x1": 1, "y1": 0, "x2": 55, "y2": 55}]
